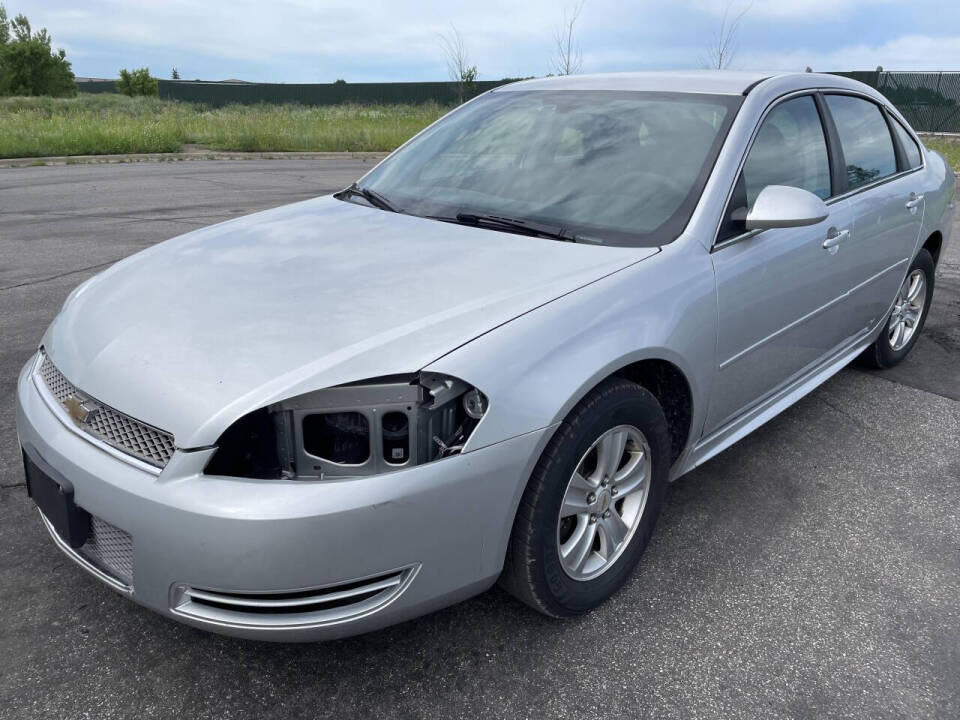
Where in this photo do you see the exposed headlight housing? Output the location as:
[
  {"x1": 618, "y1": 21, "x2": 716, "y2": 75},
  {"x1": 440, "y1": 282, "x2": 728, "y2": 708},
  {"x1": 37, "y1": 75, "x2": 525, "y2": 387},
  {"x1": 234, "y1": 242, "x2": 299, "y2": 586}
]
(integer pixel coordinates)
[{"x1": 205, "y1": 373, "x2": 487, "y2": 480}]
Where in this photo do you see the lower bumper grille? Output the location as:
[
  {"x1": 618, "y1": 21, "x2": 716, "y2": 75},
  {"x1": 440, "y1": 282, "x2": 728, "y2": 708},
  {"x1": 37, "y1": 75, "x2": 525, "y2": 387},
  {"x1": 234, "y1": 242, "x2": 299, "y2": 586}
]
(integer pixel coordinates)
[
  {"x1": 171, "y1": 566, "x2": 418, "y2": 630},
  {"x1": 77, "y1": 516, "x2": 134, "y2": 587},
  {"x1": 40, "y1": 511, "x2": 134, "y2": 593}
]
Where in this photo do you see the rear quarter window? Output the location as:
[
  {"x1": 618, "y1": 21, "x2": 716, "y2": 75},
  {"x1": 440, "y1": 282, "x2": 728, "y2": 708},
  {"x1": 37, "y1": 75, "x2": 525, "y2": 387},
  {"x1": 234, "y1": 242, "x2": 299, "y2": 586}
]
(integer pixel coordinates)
[{"x1": 891, "y1": 118, "x2": 923, "y2": 169}]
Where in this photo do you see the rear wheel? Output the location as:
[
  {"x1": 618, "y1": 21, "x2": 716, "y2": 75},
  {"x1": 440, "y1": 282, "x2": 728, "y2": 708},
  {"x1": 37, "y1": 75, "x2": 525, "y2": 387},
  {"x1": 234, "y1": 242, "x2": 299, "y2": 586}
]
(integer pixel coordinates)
[
  {"x1": 860, "y1": 249, "x2": 935, "y2": 368},
  {"x1": 499, "y1": 378, "x2": 670, "y2": 617}
]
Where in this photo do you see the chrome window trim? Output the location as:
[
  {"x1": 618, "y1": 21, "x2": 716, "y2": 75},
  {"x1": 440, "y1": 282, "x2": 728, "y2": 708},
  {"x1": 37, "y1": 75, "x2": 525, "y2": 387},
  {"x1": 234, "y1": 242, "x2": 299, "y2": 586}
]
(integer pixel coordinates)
[
  {"x1": 30, "y1": 353, "x2": 164, "y2": 477},
  {"x1": 825, "y1": 165, "x2": 924, "y2": 204},
  {"x1": 711, "y1": 86, "x2": 926, "y2": 253}
]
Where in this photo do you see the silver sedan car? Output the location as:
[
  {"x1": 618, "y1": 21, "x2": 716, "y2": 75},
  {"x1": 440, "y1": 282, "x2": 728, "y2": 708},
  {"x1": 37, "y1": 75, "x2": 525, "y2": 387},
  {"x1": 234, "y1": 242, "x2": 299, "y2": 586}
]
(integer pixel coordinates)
[{"x1": 16, "y1": 71, "x2": 955, "y2": 641}]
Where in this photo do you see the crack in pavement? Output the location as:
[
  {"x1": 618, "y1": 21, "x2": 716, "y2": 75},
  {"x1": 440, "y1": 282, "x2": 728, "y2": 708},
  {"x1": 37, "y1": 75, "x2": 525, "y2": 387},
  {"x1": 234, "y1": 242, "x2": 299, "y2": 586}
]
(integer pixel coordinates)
[
  {"x1": 816, "y1": 394, "x2": 874, "y2": 431},
  {"x1": 0, "y1": 199, "x2": 317, "y2": 228},
  {"x1": 0, "y1": 259, "x2": 119, "y2": 293},
  {"x1": 856, "y1": 365, "x2": 960, "y2": 403},
  {"x1": 0, "y1": 208, "x2": 212, "y2": 228}
]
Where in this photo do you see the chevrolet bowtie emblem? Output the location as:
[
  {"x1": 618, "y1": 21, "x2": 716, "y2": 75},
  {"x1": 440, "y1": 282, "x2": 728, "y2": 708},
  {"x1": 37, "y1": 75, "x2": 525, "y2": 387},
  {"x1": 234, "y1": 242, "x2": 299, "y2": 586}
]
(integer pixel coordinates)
[{"x1": 63, "y1": 394, "x2": 94, "y2": 425}]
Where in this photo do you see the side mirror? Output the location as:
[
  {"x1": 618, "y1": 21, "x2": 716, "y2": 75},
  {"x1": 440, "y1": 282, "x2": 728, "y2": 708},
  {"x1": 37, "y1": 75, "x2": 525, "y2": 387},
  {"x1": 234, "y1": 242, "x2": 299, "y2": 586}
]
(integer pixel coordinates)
[{"x1": 745, "y1": 185, "x2": 829, "y2": 230}]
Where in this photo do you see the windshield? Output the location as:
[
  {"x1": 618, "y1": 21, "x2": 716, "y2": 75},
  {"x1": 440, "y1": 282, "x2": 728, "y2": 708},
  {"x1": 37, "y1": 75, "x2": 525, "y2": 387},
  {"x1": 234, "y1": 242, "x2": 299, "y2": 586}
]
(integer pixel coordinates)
[{"x1": 357, "y1": 90, "x2": 741, "y2": 246}]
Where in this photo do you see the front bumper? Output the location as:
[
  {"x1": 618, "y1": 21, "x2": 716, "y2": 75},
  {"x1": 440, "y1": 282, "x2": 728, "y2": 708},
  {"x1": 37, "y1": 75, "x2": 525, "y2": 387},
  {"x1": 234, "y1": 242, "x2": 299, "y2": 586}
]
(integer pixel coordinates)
[{"x1": 16, "y1": 354, "x2": 550, "y2": 641}]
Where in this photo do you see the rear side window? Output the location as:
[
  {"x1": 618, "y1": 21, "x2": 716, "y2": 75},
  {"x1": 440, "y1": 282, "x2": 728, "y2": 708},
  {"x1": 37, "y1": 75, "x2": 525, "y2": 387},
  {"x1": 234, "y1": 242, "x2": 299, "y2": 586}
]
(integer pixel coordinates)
[
  {"x1": 718, "y1": 95, "x2": 830, "y2": 241},
  {"x1": 825, "y1": 95, "x2": 897, "y2": 189},
  {"x1": 891, "y1": 118, "x2": 923, "y2": 169}
]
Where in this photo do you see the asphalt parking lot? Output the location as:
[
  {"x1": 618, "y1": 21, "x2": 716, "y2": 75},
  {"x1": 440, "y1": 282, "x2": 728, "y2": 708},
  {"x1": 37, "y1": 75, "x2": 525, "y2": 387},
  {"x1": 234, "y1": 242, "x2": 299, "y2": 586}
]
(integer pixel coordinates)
[{"x1": 1, "y1": 159, "x2": 958, "y2": 720}]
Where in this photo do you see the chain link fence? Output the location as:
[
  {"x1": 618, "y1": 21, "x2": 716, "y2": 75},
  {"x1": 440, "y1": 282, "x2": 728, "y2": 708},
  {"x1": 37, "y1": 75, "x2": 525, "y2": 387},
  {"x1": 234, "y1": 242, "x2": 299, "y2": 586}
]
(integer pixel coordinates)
[{"x1": 832, "y1": 71, "x2": 960, "y2": 133}]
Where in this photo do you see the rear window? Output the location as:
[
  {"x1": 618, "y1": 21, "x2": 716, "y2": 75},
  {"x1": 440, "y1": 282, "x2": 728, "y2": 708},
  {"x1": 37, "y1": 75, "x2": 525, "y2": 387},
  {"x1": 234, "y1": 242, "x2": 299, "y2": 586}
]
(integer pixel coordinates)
[{"x1": 825, "y1": 95, "x2": 898, "y2": 189}]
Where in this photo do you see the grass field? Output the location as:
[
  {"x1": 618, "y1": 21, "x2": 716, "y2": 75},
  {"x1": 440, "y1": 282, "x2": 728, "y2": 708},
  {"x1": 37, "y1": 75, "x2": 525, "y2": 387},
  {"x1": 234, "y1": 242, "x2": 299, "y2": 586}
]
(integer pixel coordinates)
[
  {"x1": 1, "y1": 94, "x2": 959, "y2": 167},
  {"x1": 0, "y1": 94, "x2": 451, "y2": 157},
  {"x1": 924, "y1": 136, "x2": 960, "y2": 170}
]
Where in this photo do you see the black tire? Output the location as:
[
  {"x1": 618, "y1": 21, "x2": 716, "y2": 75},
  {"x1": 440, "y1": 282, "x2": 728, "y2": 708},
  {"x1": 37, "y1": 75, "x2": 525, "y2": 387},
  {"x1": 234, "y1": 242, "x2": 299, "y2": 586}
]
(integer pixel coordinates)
[
  {"x1": 499, "y1": 378, "x2": 671, "y2": 617},
  {"x1": 859, "y1": 249, "x2": 935, "y2": 369}
]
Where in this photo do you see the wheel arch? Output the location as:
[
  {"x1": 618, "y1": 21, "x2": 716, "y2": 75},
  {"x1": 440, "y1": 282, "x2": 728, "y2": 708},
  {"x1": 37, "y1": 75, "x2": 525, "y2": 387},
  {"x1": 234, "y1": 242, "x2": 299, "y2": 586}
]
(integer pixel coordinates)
[
  {"x1": 613, "y1": 359, "x2": 693, "y2": 465},
  {"x1": 922, "y1": 230, "x2": 943, "y2": 266}
]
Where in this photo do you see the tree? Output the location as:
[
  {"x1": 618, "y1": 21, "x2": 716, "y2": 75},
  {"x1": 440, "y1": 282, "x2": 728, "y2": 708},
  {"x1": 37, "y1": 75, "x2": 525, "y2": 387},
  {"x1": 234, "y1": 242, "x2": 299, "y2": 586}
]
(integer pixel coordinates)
[
  {"x1": 171, "y1": 67, "x2": 179, "y2": 80},
  {"x1": 552, "y1": 0, "x2": 586, "y2": 76},
  {"x1": 439, "y1": 24, "x2": 477, "y2": 103},
  {"x1": 0, "y1": 6, "x2": 75, "y2": 96},
  {"x1": 702, "y1": 0, "x2": 752, "y2": 70},
  {"x1": 116, "y1": 67, "x2": 158, "y2": 96}
]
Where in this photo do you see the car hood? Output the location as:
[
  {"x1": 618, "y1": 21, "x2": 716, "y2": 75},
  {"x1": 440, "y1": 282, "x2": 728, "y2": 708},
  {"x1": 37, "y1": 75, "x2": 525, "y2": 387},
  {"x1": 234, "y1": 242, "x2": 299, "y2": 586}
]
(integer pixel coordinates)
[{"x1": 44, "y1": 196, "x2": 656, "y2": 448}]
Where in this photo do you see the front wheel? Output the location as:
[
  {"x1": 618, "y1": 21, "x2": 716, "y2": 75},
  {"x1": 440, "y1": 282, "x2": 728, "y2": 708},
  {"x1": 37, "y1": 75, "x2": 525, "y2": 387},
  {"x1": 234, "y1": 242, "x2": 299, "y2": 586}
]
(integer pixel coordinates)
[
  {"x1": 860, "y1": 248, "x2": 935, "y2": 369},
  {"x1": 499, "y1": 378, "x2": 670, "y2": 617}
]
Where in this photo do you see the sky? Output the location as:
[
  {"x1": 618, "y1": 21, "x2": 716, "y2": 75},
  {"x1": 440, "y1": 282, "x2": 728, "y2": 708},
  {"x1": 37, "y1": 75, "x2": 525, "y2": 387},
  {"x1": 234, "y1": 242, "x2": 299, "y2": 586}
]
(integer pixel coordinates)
[{"x1": 8, "y1": 0, "x2": 960, "y2": 83}]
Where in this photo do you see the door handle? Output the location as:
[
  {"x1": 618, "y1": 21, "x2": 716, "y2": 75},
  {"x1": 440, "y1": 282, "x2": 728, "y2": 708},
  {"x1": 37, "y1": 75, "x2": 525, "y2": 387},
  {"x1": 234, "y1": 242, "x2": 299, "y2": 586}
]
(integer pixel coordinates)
[
  {"x1": 823, "y1": 228, "x2": 850, "y2": 253},
  {"x1": 905, "y1": 193, "x2": 924, "y2": 209}
]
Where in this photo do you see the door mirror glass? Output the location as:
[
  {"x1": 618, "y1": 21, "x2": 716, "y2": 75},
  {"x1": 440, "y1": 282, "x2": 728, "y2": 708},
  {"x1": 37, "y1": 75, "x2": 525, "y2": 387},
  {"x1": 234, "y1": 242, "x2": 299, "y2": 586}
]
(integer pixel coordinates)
[{"x1": 745, "y1": 185, "x2": 829, "y2": 230}]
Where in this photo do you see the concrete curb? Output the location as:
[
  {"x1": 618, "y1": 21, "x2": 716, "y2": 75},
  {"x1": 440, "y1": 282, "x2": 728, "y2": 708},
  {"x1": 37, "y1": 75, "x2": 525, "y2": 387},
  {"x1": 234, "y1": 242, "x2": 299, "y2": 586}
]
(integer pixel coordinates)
[{"x1": 0, "y1": 150, "x2": 391, "y2": 169}]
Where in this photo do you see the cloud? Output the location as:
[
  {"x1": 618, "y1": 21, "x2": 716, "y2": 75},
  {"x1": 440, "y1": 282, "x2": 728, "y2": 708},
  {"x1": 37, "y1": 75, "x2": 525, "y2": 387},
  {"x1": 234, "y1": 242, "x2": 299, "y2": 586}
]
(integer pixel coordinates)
[
  {"x1": 680, "y1": 0, "x2": 896, "y2": 19},
  {"x1": 736, "y1": 34, "x2": 960, "y2": 71},
  {"x1": 10, "y1": 0, "x2": 960, "y2": 81}
]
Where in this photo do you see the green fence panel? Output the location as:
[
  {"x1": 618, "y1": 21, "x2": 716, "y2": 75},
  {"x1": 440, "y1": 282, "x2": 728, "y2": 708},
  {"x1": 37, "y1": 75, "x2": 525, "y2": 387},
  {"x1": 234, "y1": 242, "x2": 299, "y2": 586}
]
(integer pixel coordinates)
[
  {"x1": 77, "y1": 78, "x2": 511, "y2": 105},
  {"x1": 75, "y1": 73, "x2": 960, "y2": 132},
  {"x1": 832, "y1": 71, "x2": 960, "y2": 133},
  {"x1": 167, "y1": 79, "x2": 512, "y2": 106},
  {"x1": 74, "y1": 80, "x2": 120, "y2": 94}
]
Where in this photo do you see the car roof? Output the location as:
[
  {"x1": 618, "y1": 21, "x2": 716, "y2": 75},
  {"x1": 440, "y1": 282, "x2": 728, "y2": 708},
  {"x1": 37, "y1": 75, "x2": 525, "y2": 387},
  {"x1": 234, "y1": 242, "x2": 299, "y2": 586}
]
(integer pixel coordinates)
[{"x1": 494, "y1": 70, "x2": 832, "y2": 96}]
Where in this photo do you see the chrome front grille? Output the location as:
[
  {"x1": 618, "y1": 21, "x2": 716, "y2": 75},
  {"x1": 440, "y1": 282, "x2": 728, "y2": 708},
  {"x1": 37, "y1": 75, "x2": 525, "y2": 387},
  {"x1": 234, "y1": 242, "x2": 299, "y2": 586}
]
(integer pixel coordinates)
[
  {"x1": 37, "y1": 352, "x2": 176, "y2": 469},
  {"x1": 77, "y1": 516, "x2": 134, "y2": 587},
  {"x1": 171, "y1": 566, "x2": 419, "y2": 629}
]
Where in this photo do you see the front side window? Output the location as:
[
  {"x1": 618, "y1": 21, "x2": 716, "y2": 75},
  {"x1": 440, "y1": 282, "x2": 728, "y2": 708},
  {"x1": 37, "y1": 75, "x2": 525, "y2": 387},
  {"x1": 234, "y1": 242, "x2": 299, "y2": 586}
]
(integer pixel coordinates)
[
  {"x1": 742, "y1": 96, "x2": 831, "y2": 206},
  {"x1": 358, "y1": 90, "x2": 741, "y2": 247},
  {"x1": 891, "y1": 118, "x2": 923, "y2": 169},
  {"x1": 718, "y1": 95, "x2": 830, "y2": 241},
  {"x1": 825, "y1": 95, "x2": 898, "y2": 189}
]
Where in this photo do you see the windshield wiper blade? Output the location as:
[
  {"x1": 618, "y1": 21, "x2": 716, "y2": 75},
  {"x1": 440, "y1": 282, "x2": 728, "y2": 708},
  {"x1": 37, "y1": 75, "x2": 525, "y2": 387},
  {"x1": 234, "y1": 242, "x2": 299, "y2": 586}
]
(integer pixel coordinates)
[
  {"x1": 336, "y1": 183, "x2": 400, "y2": 213},
  {"x1": 450, "y1": 213, "x2": 578, "y2": 242}
]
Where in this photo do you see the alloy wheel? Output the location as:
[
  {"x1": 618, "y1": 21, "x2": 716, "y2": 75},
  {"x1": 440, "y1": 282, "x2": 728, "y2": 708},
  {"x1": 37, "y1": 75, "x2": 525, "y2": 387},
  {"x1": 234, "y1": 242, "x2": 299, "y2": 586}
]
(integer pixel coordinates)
[
  {"x1": 888, "y1": 269, "x2": 926, "y2": 351},
  {"x1": 556, "y1": 424, "x2": 651, "y2": 581}
]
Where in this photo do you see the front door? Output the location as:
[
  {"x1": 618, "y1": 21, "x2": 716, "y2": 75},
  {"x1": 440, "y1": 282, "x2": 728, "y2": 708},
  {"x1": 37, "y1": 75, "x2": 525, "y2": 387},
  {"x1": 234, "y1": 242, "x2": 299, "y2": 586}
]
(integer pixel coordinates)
[{"x1": 705, "y1": 94, "x2": 860, "y2": 435}]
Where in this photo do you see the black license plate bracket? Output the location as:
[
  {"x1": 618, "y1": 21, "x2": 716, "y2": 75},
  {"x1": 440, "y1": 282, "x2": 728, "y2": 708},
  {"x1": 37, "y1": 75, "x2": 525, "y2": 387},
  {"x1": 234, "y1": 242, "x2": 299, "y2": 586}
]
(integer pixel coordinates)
[{"x1": 23, "y1": 446, "x2": 90, "y2": 549}]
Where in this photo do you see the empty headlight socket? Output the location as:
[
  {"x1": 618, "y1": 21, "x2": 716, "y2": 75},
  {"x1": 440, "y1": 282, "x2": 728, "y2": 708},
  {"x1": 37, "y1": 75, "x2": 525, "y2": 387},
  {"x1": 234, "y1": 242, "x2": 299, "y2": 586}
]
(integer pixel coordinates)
[{"x1": 268, "y1": 373, "x2": 483, "y2": 480}]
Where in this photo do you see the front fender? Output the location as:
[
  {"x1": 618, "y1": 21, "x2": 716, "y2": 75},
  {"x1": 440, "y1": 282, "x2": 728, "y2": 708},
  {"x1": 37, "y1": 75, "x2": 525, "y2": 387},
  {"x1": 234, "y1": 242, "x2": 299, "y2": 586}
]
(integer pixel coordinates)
[{"x1": 426, "y1": 239, "x2": 718, "y2": 473}]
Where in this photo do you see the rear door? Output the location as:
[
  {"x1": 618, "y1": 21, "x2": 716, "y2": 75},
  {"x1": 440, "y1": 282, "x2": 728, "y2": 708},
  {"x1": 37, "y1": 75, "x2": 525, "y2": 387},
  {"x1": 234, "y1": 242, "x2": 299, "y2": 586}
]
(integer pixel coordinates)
[
  {"x1": 822, "y1": 94, "x2": 926, "y2": 332},
  {"x1": 705, "y1": 93, "x2": 858, "y2": 435}
]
